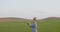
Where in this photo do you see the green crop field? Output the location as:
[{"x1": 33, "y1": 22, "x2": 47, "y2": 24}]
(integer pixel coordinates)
[{"x1": 0, "y1": 19, "x2": 60, "y2": 32}]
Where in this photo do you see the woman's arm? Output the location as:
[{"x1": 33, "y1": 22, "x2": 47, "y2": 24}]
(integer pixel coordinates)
[{"x1": 26, "y1": 21, "x2": 32, "y2": 27}]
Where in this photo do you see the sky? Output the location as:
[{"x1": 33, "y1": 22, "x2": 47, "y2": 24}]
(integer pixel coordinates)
[{"x1": 0, "y1": 0, "x2": 60, "y2": 19}]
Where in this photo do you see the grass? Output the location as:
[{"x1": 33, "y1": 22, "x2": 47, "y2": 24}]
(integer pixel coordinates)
[{"x1": 0, "y1": 19, "x2": 60, "y2": 32}]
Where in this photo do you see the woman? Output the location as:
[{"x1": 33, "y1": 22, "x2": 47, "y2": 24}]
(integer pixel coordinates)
[{"x1": 27, "y1": 17, "x2": 38, "y2": 32}]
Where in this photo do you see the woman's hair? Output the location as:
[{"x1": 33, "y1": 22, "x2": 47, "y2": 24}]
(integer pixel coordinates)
[{"x1": 33, "y1": 17, "x2": 37, "y2": 21}]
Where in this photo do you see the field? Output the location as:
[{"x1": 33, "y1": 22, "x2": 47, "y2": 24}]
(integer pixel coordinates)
[{"x1": 0, "y1": 19, "x2": 60, "y2": 32}]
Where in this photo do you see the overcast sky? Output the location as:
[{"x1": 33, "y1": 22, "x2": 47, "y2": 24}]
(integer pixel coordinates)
[{"x1": 0, "y1": 0, "x2": 60, "y2": 19}]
